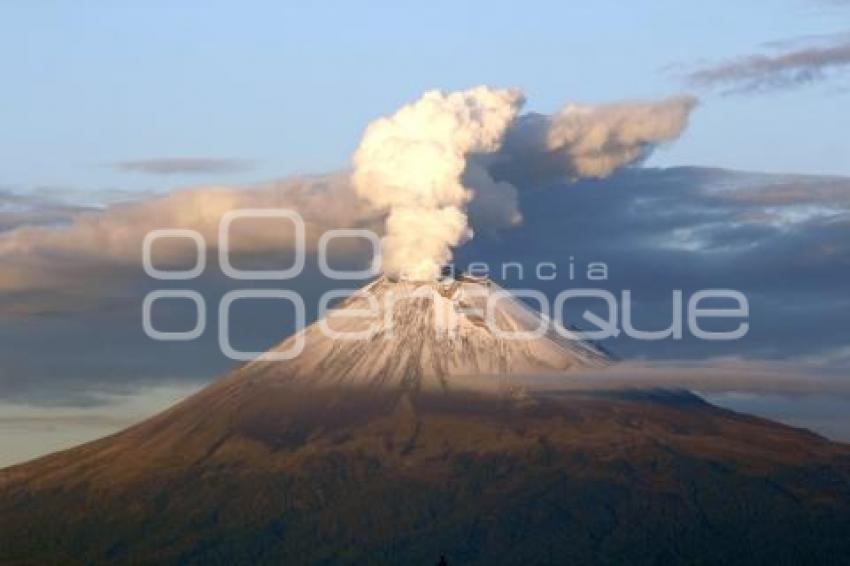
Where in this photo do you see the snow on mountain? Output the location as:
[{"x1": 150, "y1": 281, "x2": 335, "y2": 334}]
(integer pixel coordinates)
[{"x1": 236, "y1": 276, "x2": 610, "y2": 390}]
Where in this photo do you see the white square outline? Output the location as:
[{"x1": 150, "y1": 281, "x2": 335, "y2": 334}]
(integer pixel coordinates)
[
  {"x1": 143, "y1": 229, "x2": 206, "y2": 280},
  {"x1": 318, "y1": 289, "x2": 381, "y2": 341},
  {"x1": 142, "y1": 290, "x2": 206, "y2": 341},
  {"x1": 317, "y1": 229, "x2": 382, "y2": 280},
  {"x1": 552, "y1": 289, "x2": 619, "y2": 341},
  {"x1": 218, "y1": 208, "x2": 305, "y2": 280},
  {"x1": 486, "y1": 289, "x2": 550, "y2": 340},
  {"x1": 219, "y1": 289, "x2": 305, "y2": 361}
]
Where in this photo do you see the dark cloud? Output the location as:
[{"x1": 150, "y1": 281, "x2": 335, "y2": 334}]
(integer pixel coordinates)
[
  {"x1": 113, "y1": 158, "x2": 256, "y2": 175},
  {"x1": 458, "y1": 166, "x2": 850, "y2": 362},
  {"x1": 686, "y1": 35, "x2": 850, "y2": 93},
  {"x1": 2, "y1": 166, "x2": 850, "y2": 405}
]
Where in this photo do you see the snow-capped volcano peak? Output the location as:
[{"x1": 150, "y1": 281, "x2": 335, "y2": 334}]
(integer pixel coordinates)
[{"x1": 239, "y1": 275, "x2": 610, "y2": 390}]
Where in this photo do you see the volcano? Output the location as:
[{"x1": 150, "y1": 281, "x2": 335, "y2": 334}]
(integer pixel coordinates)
[
  {"x1": 245, "y1": 275, "x2": 610, "y2": 388},
  {"x1": 1, "y1": 278, "x2": 850, "y2": 565}
]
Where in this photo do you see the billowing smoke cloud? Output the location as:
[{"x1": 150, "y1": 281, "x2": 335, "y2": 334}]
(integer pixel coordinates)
[
  {"x1": 352, "y1": 87, "x2": 525, "y2": 280},
  {"x1": 544, "y1": 96, "x2": 697, "y2": 177},
  {"x1": 0, "y1": 87, "x2": 696, "y2": 308},
  {"x1": 490, "y1": 96, "x2": 697, "y2": 189},
  {"x1": 353, "y1": 89, "x2": 696, "y2": 280}
]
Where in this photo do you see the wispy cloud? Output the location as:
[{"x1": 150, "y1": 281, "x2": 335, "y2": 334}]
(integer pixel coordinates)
[
  {"x1": 0, "y1": 383, "x2": 202, "y2": 467},
  {"x1": 686, "y1": 34, "x2": 850, "y2": 93},
  {"x1": 113, "y1": 158, "x2": 256, "y2": 175},
  {"x1": 509, "y1": 361, "x2": 850, "y2": 397},
  {"x1": 0, "y1": 188, "x2": 95, "y2": 233}
]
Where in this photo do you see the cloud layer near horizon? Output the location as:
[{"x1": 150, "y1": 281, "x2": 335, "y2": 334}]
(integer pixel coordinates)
[
  {"x1": 1, "y1": 165, "x2": 849, "y2": 408},
  {"x1": 0, "y1": 173, "x2": 377, "y2": 312},
  {"x1": 4, "y1": 361, "x2": 850, "y2": 469},
  {"x1": 511, "y1": 361, "x2": 850, "y2": 397}
]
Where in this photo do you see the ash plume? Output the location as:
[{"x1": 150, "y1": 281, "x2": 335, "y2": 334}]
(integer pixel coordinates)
[
  {"x1": 352, "y1": 87, "x2": 525, "y2": 280},
  {"x1": 0, "y1": 87, "x2": 696, "y2": 308},
  {"x1": 490, "y1": 95, "x2": 697, "y2": 188},
  {"x1": 353, "y1": 89, "x2": 696, "y2": 279}
]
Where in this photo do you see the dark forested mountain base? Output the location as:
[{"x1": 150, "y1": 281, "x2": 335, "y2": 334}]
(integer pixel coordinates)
[{"x1": 2, "y1": 382, "x2": 850, "y2": 565}]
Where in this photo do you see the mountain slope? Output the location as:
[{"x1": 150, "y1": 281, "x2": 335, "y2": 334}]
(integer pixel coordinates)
[
  {"x1": 2, "y1": 378, "x2": 850, "y2": 564},
  {"x1": 248, "y1": 276, "x2": 609, "y2": 389},
  {"x1": 1, "y1": 280, "x2": 849, "y2": 565}
]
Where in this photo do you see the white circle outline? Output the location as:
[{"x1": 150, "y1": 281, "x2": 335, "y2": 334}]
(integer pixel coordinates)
[
  {"x1": 218, "y1": 289, "x2": 305, "y2": 361},
  {"x1": 142, "y1": 290, "x2": 206, "y2": 341},
  {"x1": 218, "y1": 209, "x2": 305, "y2": 280},
  {"x1": 317, "y1": 229, "x2": 382, "y2": 280},
  {"x1": 142, "y1": 229, "x2": 206, "y2": 280},
  {"x1": 317, "y1": 288, "x2": 381, "y2": 341},
  {"x1": 486, "y1": 289, "x2": 550, "y2": 340}
]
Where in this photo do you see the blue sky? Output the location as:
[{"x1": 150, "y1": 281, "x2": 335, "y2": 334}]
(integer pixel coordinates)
[{"x1": 1, "y1": 0, "x2": 848, "y2": 198}]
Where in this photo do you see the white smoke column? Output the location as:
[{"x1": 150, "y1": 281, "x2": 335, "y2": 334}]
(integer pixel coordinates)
[{"x1": 352, "y1": 87, "x2": 524, "y2": 280}]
